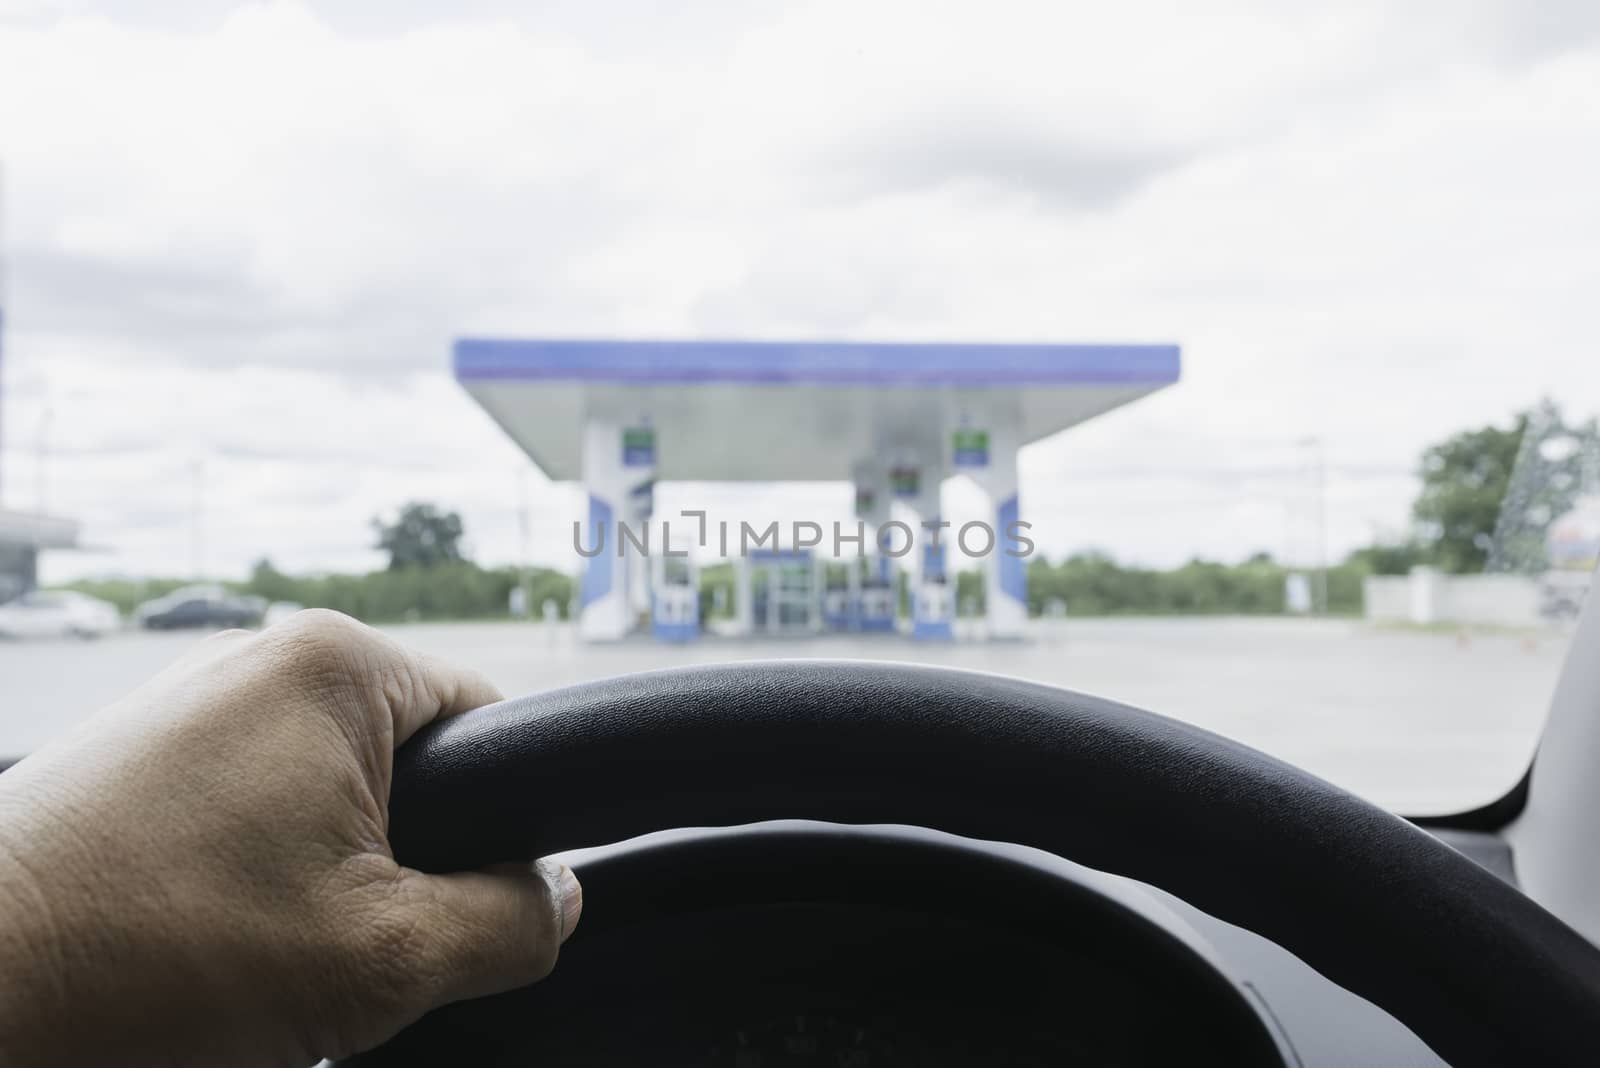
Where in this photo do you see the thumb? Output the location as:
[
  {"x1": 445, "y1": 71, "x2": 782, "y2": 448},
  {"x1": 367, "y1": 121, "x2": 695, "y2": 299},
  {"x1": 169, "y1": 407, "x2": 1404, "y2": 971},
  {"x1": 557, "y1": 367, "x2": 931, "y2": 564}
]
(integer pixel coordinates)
[{"x1": 391, "y1": 860, "x2": 582, "y2": 1010}]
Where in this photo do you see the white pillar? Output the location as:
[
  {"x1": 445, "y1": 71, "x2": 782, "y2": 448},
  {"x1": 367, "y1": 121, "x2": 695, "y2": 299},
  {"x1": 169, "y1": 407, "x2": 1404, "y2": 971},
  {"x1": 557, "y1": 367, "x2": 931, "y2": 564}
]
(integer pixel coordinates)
[
  {"x1": 1408, "y1": 566, "x2": 1440, "y2": 625},
  {"x1": 951, "y1": 417, "x2": 1027, "y2": 640},
  {"x1": 623, "y1": 427, "x2": 655, "y2": 625},
  {"x1": 733, "y1": 556, "x2": 753, "y2": 637},
  {"x1": 851, "y1": 458, "x2": 895, "y2": 632},
  {"x1": 578, "y1": 419, "x2": 656, "y2": 641},
  {"x1": 889, "y1": 448, "x2": 953, "y2": 641}
]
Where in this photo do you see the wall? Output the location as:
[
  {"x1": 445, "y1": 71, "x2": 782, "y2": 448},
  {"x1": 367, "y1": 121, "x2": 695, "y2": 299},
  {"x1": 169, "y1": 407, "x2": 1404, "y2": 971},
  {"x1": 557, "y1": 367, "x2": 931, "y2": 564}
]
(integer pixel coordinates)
[
  {"x1": 1362, "y1": 574, "x2": 1413, "y2": 621},
  {"x1": 1364, "y1": 567, "x2": 1544, "y2": 626}
]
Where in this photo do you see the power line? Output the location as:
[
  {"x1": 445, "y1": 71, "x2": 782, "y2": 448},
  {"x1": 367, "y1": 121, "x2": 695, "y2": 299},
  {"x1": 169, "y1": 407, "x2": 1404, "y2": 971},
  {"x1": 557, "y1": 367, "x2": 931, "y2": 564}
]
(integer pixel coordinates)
[{"x1": 0, "y1": 161, "x2": 8, "y2": 509}]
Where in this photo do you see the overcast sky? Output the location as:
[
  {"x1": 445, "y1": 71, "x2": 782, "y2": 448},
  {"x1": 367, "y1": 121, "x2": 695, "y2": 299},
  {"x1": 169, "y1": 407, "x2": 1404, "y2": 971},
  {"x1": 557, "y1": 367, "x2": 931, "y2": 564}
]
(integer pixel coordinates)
[{"x1": 2, "y1": 0, "x2": 1599, "y2": 582}]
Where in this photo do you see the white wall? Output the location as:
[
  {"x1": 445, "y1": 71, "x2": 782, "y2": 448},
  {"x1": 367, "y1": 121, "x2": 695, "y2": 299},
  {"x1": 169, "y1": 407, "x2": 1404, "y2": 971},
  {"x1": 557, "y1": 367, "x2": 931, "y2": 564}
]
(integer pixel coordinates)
[
  {"x1": 1363, "y1": 576, "x2": 1413, "y2": 621},
  {"x1": 1436, "y1": 574, "x2": 1543, "y2": 625},
  {"x1": 1364, "y1": 567, "x2": 1543, "y2": 626}
]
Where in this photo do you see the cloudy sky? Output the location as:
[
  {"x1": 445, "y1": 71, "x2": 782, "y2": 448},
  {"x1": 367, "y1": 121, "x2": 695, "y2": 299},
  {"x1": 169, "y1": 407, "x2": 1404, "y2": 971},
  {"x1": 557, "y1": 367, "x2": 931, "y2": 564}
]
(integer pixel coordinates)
[{"x1": 2, "y1": 0, "x2": 1598, "y2": 582}]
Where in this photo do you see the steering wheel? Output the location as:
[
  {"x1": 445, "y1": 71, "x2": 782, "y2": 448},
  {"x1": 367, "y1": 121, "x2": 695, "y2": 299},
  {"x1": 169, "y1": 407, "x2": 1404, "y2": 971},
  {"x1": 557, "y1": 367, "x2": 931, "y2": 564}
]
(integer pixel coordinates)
[{"x1": 380, "y1": 660, "x2": 1600, "y2": 1067}]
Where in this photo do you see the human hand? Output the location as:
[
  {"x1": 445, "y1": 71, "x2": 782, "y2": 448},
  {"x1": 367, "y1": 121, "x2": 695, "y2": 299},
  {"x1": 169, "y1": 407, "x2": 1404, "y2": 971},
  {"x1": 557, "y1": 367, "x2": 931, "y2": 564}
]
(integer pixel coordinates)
[{"x1": 0, "y1": 610, "x2": 580, "y2": 1067}]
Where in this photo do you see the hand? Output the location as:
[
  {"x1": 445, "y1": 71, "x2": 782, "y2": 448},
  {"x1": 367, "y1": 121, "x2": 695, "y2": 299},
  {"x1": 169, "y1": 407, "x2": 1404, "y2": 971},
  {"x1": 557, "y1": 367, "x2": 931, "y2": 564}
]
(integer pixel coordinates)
[{"x1": 0, "y1": 609, "x2": 581, "y2": 1067}]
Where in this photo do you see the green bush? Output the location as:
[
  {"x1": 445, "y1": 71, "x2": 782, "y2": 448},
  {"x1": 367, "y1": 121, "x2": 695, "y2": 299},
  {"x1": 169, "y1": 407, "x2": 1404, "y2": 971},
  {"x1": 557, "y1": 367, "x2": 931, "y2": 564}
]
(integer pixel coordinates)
[
  {"x1": 264, "y1": 562, "x2": 574, "y2": 623},
  {"x1": 64, "y1": 553, "x2": 1365, "y2": 626},
  {"x1": 1025, "y1": 551, "x2": 1367, "y2": 617},
  {"x1": 66, "y1": 561, "x2": 575, "y2": 625},
  {"x1": 60, "y1": 577, "x2": 190, "y2": 617}
]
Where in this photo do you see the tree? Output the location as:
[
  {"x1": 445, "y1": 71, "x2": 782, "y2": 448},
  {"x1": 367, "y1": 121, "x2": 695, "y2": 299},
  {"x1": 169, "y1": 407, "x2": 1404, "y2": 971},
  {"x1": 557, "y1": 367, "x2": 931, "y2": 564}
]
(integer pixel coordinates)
[
  {"x1": 1344, "y1": 542, "x2": 1427, "y2": 576},
  {"x1": 248, "y1": 558, "x2": 300, "y2": 603},
  {"x1": 1412, "y1": 422, "x2": 1522, "y2": 573},
  {"x1": 372, "y1": 502, "x2": 466, "y2": 570},
  {"x1": 1412, "y1": 400, "x2": 1599, "y2": 573},
  {"x1": 1484, "y1": 403, "x2": 1600, "y2": 574}
]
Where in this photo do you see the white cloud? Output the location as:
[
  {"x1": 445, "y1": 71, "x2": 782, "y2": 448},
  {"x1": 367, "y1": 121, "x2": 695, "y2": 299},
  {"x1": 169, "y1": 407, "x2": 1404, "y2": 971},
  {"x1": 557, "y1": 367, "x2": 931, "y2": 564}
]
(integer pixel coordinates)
[{"x1": 0, "y1": 0, "x2": 1597, "y2": 580}]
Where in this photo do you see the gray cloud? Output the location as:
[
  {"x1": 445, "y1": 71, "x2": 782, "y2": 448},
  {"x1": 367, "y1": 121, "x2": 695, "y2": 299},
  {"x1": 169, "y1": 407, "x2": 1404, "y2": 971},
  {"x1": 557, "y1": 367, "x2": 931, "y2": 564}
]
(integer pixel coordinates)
[
  {"x1": 14, "y1": 244, "x2": 282, "y2": 337},
  {"x1": 12, "y1": 246, "x2": 451, "y2": 371},
  {"x1": 1485, "y1": 0, "x2": 1600, "y2": 65},
  {"x1": 4, "y1": 0, "x2": 1599, "y2": 585},
  {"x1": 690, "y1": 254, "x2": 952, "y2": 336},
  {"x1": 8, "y1": 178, "x2": 643, "y2": 372},
  {"x1": 2, "y1": 0, "x2": 783, "y2": 49},
  {"x1": 832, "y1": 113, "x2": 1198, "y2": 210}
]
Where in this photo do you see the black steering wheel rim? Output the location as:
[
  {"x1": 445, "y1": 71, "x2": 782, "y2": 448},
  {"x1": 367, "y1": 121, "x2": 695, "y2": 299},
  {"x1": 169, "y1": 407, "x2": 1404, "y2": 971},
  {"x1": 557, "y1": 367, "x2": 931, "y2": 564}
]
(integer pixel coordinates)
[{"x1": 387, "y1": 659, "x2": 1600, "y2": 1067}]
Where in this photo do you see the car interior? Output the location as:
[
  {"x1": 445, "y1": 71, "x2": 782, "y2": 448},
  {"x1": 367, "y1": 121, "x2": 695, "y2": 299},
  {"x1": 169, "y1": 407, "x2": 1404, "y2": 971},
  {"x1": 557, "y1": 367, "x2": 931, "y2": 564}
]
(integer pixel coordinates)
[
  {"x1": 331, "y1": 595, "x2": 1600, "y2": 1068},
  {"x1": 4, "y1": 6, "x2": 1600, "y2": 1067}
]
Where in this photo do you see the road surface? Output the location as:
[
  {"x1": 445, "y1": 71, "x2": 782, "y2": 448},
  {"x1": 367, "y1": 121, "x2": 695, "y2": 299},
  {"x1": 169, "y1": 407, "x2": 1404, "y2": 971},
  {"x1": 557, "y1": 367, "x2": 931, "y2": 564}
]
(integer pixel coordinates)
[{"x1": 0, "y1": 616, "x2": 1567, "y2": 815}]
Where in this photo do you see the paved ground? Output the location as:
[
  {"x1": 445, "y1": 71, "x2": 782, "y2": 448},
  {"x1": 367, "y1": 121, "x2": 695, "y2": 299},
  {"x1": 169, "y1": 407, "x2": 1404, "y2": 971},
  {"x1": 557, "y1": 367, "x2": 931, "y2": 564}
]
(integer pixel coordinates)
[{"x1": 0, "y1": 617, "x2": 1571, "y2": 814}]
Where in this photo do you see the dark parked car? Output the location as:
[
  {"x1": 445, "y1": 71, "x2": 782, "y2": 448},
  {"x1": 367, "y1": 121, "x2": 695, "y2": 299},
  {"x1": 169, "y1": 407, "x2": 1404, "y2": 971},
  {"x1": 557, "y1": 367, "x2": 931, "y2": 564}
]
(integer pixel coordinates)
[{"x1": 135, "y1": 585, "x2": 264, "y2": 631}]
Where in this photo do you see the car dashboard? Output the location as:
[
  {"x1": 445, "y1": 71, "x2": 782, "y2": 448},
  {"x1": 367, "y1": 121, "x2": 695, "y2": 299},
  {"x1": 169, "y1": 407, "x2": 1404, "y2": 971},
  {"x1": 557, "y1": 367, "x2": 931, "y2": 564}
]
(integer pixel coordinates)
[{"x1": 346, "y1": 823, "x2": 1447, "y2": 1066}]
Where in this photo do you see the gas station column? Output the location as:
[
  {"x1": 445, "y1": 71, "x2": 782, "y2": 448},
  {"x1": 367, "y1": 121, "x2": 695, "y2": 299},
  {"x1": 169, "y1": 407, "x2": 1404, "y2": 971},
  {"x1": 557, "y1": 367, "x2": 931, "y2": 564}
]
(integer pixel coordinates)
[
  {"x1": 850, "y1": 458, "x2": 897, "y2": 632},
  {"x1": 851, "y1": 458, "x2": 892, "y2": 584},
  {"x1": 891, "y1": 450, "x2": 954, "y2": 641},
  {"x1": 950, "y1": 412, "x2": 1027, "y2": 640},
  {"x1": 578, "y1": 418, "x2": 656, "y2": 641},
  {"x1": 733, "y1": 557, "x2": 754, "y2": 636}
]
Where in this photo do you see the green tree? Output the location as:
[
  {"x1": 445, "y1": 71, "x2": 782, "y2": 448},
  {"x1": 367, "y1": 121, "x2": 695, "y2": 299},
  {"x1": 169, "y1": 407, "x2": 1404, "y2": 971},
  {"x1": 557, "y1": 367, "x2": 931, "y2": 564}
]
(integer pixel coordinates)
[
  {"x1": 1413, "y1": 400, "x2": 1598, "y2": 573},
  {"x1": 1413, "y1": 423, "x2": 1522, "y2": 573},
  {"x1": 1344, "y1": 542, "x2": 1428, "y2": 576},
  {"x1": 372, "y1": 502, "x2": 465, "y2": 570},
  {"x1": 61, "y1": 576, "x2": 188, "y2": 617},
  {"x1": 1024, "y1": 550, "x2": 1306, "y2": 617},
  {"x1": 233, "y1": 559, "x2": 573, "y2": 623},
  {"x1": 247, "y1": 558, "x2": 300, "y2": 603}
]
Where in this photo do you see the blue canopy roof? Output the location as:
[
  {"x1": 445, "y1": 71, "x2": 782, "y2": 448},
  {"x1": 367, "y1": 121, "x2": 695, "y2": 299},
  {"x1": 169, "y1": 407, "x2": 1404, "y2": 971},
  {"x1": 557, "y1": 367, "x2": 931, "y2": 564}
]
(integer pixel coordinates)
[
  {"x1": 455, "y1": 338, "x2": 1179, "y2": 388},
  {"x1": 452, "y1": 337, "x2": 1182, "y2": 480}
]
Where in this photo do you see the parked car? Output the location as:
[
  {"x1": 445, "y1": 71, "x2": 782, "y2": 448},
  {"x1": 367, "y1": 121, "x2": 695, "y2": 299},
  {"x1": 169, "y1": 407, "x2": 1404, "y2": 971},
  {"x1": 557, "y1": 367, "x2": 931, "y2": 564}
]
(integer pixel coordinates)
[
  {"x1": 0, "y1": 590, "x2": 120, "y2": 640},
  {"x1": 135, "y1": 585, "x2": 264, "y2": 631},
  {"x1": 1541, "y1": 570, "x2": 1592, "y2": 622}
]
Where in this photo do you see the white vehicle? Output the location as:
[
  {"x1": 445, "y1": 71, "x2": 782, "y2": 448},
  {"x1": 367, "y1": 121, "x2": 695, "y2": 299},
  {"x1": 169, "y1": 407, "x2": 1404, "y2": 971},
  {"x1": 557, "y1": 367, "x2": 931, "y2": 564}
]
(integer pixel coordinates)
[
  {"x1": 263, "y1": 601, "x2": 306, "y2": 627},
  {"x1": 0, "y1": 590, "x2": 120, "y2": 640}
]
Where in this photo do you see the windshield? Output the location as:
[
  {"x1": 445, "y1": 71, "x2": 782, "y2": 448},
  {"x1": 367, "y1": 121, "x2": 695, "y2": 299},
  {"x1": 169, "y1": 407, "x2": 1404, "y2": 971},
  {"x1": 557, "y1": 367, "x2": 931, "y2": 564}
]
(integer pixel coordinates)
[{"x1": 1, "y1": 2, "x2": 1596, "y2": 816}]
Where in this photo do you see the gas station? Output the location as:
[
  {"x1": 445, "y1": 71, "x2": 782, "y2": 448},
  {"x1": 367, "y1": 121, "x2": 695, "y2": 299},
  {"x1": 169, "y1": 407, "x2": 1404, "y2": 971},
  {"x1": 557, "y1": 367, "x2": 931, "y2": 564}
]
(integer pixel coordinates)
[
  {"x1": 0, "y1": 509, "x2": 80, "y2": 604},
  {"x1": 454, "y1": 341, "x2": 1180, "y2": 642}
]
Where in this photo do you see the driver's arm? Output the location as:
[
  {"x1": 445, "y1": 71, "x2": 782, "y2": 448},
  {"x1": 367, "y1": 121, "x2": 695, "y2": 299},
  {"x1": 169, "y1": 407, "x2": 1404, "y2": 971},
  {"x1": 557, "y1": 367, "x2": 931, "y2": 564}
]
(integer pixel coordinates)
[{"x1": 0, "y1": 610, "x2": 581, "y2": 1067}]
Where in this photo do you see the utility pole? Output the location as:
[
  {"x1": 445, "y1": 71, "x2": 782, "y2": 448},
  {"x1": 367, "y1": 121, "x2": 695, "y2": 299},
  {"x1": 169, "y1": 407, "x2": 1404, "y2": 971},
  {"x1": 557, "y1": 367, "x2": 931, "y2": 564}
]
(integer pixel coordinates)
[
  {"x1": 34, "y1": 402, "x2": 51, "y2": 515},
  {"x1": 1301, "y1": 436, "x2": 1329, "y2": 613},
  {"x1": 0, "y1": 162, "x2": 8, "y2": 509},
  {"x1": 191, "y1": 457, "x2": 205, "y2": 580},
  {"x1": 518, "y1": 463, "x2": 532, "y2": 618}
]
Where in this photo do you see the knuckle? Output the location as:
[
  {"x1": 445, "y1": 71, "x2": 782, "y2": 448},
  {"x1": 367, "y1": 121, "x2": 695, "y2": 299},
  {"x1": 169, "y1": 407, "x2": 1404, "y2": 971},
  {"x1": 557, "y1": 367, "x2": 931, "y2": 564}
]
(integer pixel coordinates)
[
  {"x1": 285, "y1": 608, "x2": 368, "y2": 648},
  {"x1": 383, "y1": 651, "x2": 431, "y2": 715},
  {"x1": 273, "y1": 611, "x2": 378, "y2": 688}
]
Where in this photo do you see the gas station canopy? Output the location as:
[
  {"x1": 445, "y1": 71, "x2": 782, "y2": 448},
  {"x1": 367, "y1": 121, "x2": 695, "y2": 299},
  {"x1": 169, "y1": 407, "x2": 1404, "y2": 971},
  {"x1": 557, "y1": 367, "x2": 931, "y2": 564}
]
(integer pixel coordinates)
[
  {"x1": 454, "y1": 338, "x2": 1181, "y2": 643},
  {"x1": 454, "y1": 339, "x2": 1180, "y2": 482}
]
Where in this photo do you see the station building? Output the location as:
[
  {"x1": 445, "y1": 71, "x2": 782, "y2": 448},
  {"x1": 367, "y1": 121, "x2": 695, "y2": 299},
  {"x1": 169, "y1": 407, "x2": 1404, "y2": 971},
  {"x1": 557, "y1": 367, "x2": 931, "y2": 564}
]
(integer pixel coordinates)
[
  {"x1": 1, "y1": 306, "x2": 84, "y2": 602},
  {"x1": 0, "y1": 509, "x2": 80, "y2": 603}
]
